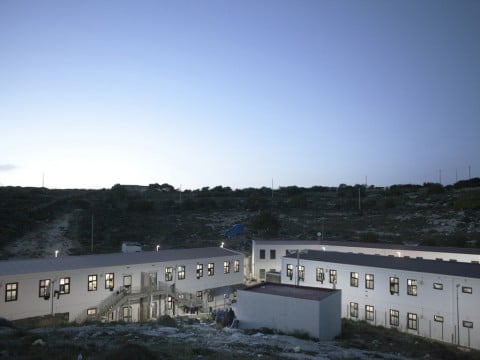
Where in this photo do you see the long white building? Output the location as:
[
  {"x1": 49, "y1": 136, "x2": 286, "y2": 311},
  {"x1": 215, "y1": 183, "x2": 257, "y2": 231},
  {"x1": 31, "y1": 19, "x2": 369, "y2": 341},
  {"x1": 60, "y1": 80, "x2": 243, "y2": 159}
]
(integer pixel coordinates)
[
  {"x1": 0, "y1": 247, "x2": 244, "y2": 323},
  {"x1": 252, "y1": 239, "x2": 480, "y2": 349}
]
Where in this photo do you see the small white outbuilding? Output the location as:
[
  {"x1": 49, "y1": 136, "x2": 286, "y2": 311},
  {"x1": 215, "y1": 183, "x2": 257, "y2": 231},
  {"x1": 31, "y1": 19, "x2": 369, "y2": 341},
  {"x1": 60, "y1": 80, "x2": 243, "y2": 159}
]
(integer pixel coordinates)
[{"x1": 235, "y1": 283, "x2": 341, "y2": 340}]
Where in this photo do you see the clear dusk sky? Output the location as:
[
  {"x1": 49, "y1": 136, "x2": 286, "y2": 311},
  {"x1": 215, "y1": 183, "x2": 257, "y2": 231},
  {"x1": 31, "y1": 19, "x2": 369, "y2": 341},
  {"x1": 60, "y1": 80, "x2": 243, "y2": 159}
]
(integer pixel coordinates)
[{"x1": 1, "y1": 1, "x2": 479, "y2": 190}]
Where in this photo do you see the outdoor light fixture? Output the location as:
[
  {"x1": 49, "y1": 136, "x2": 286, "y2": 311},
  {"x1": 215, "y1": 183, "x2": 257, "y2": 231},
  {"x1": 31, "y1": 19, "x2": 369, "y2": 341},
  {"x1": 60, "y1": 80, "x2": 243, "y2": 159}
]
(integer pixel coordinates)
[
  {"x1": 156, "y1": 245, "x2": 160, "y2": 252},
  {"x1": 397, "y1": 251, "x2": 401, "y2": 257},
  {"x1": 54, "y1": 250, "x2": 59, "y2": 258},
  {"x1": 220, "y1": 242, "x2": 225, "y2": 248}
]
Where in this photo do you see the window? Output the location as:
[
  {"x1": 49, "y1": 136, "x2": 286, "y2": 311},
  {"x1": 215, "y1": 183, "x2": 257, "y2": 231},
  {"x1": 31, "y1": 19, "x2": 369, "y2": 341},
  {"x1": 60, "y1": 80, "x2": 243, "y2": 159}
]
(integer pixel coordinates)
[
  {"x1": 87, "y1": 308, "x2": 97, "y2": 317},
  {"x1": 433, "y1": 283, "x2": 443, "y2": 290},
  {"x1": 165, "y1": 267, "x2": 173, "y2": 281},
  {"x1": 329, "y1": 269, "x2": 337, "y2": 284},
  {"x1": 178, "y1": 265, "x2": 185, "y2": 280},
  {"x1": 196, "y1": 264, "x2": 203, "y2": 279},
  {"x1": 196, "y1": 291, "x2": 203, "y2": 301},
  {"x1": 5, "y1": 282, "x2": 18, "y2": 302},
  {"x1": 407, "y1": 313, "x2": 417, "y2": 330},
  {"x1": 434, "y1": 315, "x2": 444, "y2": 323},
  {"x1": 350, "y1": 272, "x2": 359, "y2": 287},
  {"x1": 39, "y1": 279, "x2": 50, "y2": 298},
  {"x1": 390, "y1": 309, "x2": 399, "y2": 327},
  {"x1": 462, "y1": 286, "x2": 473, "y2": 294},
  {"x1": 105, "y1": 273, "x2": 114, "y2": 290},
  {"x1": 350, "y1": 302, "x2": 358, "y2": 318},
  {"x1": 365, "y1": 274, "x2": 374, "y2": 289},
  {"x1": 167, "y1": 296, "x2": 173, "y2": 310},
  {"x1": 207, "y1": 293, "x2": 214, "y2": 302},
  {"x1": 463, "y1": 321, "x2": 474, "y2": 328},
  {"x1": 259, "y1": 269, "x2": 266, "y2": 279},
  {"x1": 234, "y1": 260, "x2": 240, "y2": 273},
  {"x1": 365, "y1": 305, "x2": 374, "y2": 321},
  {"x1": 298, "y1": 265, "x2": 305, "y2": 282},
  {"x1": 407, "y1": 279, "x2": 417, "y2": 296},
  {"x1": 88, "y1": 275, "x2": 97, "y2": 291},
  {"x1": 287, "y1": 264, "x2": 293, "y2": 280},
  {"x1": 270, "y1": 249, "x2": 276, "y2": 259},
  {"x1": 123, "y1": 306, "x2": 132, "y2": 321},
  {"x1": 224, "y1": 261, "x2": 230, "y2": 274},
  {"x1": 390, "y1": 277, "x2": 399, "y2": 294},
  {"x1": 59, "y1": 277, "x2": 70, "y2": 294},
  {"x1": 259, "y1": 249, "x2": 266, "y2": 259},
  {"x1": 123, "y1": 275, "x2": 132, "y2": 290},
  {"x1": 316, "y1": 268, "x2": 325, "y2": 283},
  {"x1": 208, "y1": 263, "x2": 215, "y2": 276}
]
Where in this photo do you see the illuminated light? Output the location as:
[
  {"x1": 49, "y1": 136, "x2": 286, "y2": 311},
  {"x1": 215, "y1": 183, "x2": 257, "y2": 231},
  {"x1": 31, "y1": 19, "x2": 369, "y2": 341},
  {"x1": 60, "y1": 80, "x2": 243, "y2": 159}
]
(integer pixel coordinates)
[
  {"x1": 55, "y1": 250, "x2": 59, "y2": 258},
  {"x1": 220, "y1": 242, "x2": 225, "y2": 248},
  {"x1": 156, "y1": 245, "x2": 160, "y2": 252}
]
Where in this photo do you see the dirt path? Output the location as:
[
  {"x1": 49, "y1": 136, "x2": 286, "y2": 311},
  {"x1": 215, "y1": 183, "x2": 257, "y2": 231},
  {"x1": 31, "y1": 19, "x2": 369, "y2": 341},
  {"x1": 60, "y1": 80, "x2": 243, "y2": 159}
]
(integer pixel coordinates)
[{"x1": 4, "y1": 213, "x2": 81, "y2": 258}]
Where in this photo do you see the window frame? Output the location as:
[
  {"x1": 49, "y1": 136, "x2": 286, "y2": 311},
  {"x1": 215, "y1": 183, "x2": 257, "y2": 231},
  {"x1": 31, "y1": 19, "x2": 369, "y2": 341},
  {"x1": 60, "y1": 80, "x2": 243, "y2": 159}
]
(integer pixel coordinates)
[
  {"x1": 389, "y1": 309, "x2": 399, "y2": 327},
  {"x1": 365, "y1": 274, "x2": 374, "y2": 289},
  {"x1": 105, "y1": 273, "x2": 115, "y2": 290},
  {"x1": 39, "y1": 279, "x2": 51, "y2": 298},
  {"x1": 350, "y1": 302, "x2": 358, "y2": 318},
  {"x1": 224, "y1": 260, "x2": 230, "y2": 274},
  {"x1": 287, "y1": 264, "x2": 293, "y2": 280},
  {"x1": 390, "y1": 276, "x2": 399, "y2": 295},
  {"x1": 365, "y1": 305, "x2": 375, "y2": 321},
  {"x1": 5, "y1": 282, "x2": 18, "y2": 302},
  {"x1": 177, "y1": 265, "x2": 185, "y2": 280},
  {"x1": 165, "y1": 267, "x2": 173, "y2": 282},
  {"x1": 350, "y1": 272, "x2": 359, "y2": 287},
  {"x1": 208, "y1": 263, "x2": 215, "y2": 276},
  {"x1": 88, "y1": 274, "x2": 98, "y2": 292},
  {"x1": 234, "y1": 260, "x2": 240, "y2": 273},
  {"x1": 329, "y1": 269, "x2": 337, "y2": 284},
  {"x1": 270, "y1": 249, "x2": 276, "y2": 259},
  {"x1": 433, "y1": 283, "x2": 443, "y2": 290},
  {"x1": 316, "y1": 268, "x2": 325, "y2": 283},
  {"x1": 463, "y1": 321, "x2": 473, "y2": 328},
  {"x1": 407, "y1": 313, "x2": 418, "y2": 330},
  {"x1": 196, "y1": 263, "x2": 204, "y2": 279},
  {"x1": 407, "y1": 279, "x2": 417, "y2": 296},
  {"x1": 462, "y1": 286, "x2": 473, "y2": 294},
  {"x1": 298, "y1": 265, "x2": 305, "y2": 282},
  {"x1": 434, "y1": 315, "x2": 444, "y2": 323},
  {"x1": 259, "y1": 249, "x2": 266, "y2": 259},
  {"x1": 59, "y1": 277, "x2": 70, "y2": 295}
]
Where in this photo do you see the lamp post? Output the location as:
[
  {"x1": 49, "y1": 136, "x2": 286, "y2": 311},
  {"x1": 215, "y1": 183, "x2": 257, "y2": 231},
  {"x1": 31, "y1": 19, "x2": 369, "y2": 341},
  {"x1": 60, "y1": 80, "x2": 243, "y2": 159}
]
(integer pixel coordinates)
[{"x1": 456, "y1": 284, "x2": 460, "y2": 345}]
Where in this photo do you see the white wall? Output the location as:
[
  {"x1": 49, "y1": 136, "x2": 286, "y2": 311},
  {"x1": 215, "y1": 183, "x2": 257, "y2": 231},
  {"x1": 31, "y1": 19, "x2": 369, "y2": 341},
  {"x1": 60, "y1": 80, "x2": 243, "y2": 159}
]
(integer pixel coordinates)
[
  {"x1": 236, "y1": 288, "x2": 341, "y2": 340},
  {"x1": 280, "y1": 256, "x2": 480, "y2": 349}
]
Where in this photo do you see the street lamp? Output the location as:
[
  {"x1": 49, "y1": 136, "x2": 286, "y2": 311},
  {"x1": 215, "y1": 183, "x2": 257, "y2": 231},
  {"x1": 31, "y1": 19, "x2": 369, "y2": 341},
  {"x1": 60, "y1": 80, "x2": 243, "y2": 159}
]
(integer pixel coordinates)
[
  {"x1": 54, "y1": 250, "x2": 59, "y2": 258},
  {"x1": 220, "y1": 242, "x2": 225, "y2": 248},
  {"x1": 156, "y1": 245, "x2": 160, "y2": 252}
]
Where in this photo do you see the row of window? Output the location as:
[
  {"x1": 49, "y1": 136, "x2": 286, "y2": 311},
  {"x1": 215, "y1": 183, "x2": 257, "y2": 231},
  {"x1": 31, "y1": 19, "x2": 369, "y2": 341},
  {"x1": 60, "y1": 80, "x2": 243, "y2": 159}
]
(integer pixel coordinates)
[
  {"x1": 285, "y1": 265, "x2": 474, "y2": 296},
  {"x1": 349, "y1": 302, "x2": 474, "y2": 330},
  {"x1": 5, "y1": 259, "x2": 241, "y2": 302},
  {"x1": 259, "y1": 249, "x2": 276, "y2": 260}
]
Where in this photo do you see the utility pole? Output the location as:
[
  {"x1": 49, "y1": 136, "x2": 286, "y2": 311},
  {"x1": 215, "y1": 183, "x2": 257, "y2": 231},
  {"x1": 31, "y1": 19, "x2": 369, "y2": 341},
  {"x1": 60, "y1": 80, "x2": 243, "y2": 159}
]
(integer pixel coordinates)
[{"x1": 91, "y1": 213, "x2": 94, "y2": 253}]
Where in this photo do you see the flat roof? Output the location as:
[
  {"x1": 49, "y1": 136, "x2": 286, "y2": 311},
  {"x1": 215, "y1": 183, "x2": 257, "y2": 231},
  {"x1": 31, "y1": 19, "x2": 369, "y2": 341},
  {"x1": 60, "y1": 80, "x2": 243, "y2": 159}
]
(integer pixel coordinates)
[
  {"x1": 0, "y1": 247, "x2": 243, "y2": 277},
  {"x1": 284, "y1": 250, "x2": 480, "y2": 279},
  {"x1": 253, "y1": 239, "x2": 480, "y2": 255},
  {"x1": 241, "y1": 282, "x2": 339, "y2": 301}
]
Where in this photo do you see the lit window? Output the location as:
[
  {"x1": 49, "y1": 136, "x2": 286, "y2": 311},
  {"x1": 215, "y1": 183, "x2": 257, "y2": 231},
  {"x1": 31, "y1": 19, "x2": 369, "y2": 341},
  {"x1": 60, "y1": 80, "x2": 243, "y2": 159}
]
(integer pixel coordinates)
[
  {"x1": 462, "y1": 286, "x2": 473, "y2": 294},
  {"x1": 88, "y1": 275, "x2": 97, "y2": 291},
  {"x1": 105, "y1": 273, "x2": 114, "y2": 290},
  {"x1": 287, "y1": 264, "x2": 293, "y2": 280},
  {"x1": 433, "y1": 283, "x2": 443, "y2": 290},
  {"x1": 123, "y1": 275, "x2": 132, "y2": 290},
  {"x1": 5, "y1": 282, "x2": 18, "y2": 302},
  {"x1": 163, "y1": 267, "x2": 172, "y2": 281},
  {"x1": 298, "y1": 265, "x2": 305, "y2": 282},
  {"x1": 434, "y1": 315, "x2": 444, "y2": 323},
  {"x1": 270, "y1": 249, "x2": 276, "y2": 259},
  {"x1": 463, "y1": 321, "x2": 473, "y2": 328},
  {"x1": 316, "y1": 268, "x2": 325, "y2": 283},
  {"x1": 196, "y1": 264, "x2": 203, "y2": 279},
  {"x1": 178, "y1": 265, "x2": 185, "y2": 280},
  {"x1": 407, "y1": 279, "x2": 417, "y2": 296},
  {"x1": 259, "y1": 249, "x2": 266, "y2": 259},
  {"x1": 407, "y1": 313, "x2": 417, "y2": 330},
  {"x1": 350, "y1": 272, "x2": 358, "y2": 287},
  {"x1": 224, "y1": 261, "x2": 230, "y2": 274},
  {"x1": 39, "y1": 279, "x2": 50, "y2": 298},
  {"x1": 390, "y1": 277, "x2": 399, "y2": 295},
  {"x1": 329, "y1": 269, "x2": 337, "y2": 284},
  {"x1": 59, "y1": 277, "x2": 70, "y2": 294},
  {"x1": 196, "y1": 291, "x2": 203, "y2": 300},
  {"x1": 365, "y1": 305, "x2": 374, "y2": 321},
  {"x1": 350, "y1": 302, "x2": 358, "y2": 318},
  {"x1": 234, "y1": 260, "x2": 240, "y2": 273},
  {"x1": 390, "y1": 309, "x2": 399, "y2": 327},
  {"x1": 87, "y1": 308, "x2": 97, "y2": 317},
  {"x1": 167, "y1": 296, "x2": 173, "y2": 310},
  {"x1": 208, "y1": 263, "x2": 215, "y2": 276},
  {"x1": 365, "y1": 274, "x2": 374, "y2": 289}
]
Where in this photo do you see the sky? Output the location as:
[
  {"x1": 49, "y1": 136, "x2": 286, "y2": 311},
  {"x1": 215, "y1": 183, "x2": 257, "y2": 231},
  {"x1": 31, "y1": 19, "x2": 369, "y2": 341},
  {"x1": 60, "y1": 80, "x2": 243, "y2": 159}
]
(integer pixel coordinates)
[{"x1": 1, "y1": 0, "x2": 479, "y2": 190}]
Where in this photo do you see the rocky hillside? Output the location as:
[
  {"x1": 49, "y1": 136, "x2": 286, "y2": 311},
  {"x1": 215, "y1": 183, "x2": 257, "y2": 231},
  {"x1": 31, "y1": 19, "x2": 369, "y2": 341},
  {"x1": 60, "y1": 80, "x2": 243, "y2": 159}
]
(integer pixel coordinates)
[{"x1": 1, "y1": 179, "x2": 479, "y2": 259}]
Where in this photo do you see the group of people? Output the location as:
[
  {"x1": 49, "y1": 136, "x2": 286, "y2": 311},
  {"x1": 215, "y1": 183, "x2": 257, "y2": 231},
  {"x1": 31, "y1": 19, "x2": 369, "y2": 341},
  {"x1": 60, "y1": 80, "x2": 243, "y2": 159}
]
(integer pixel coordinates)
[{"x1": 211, "y1": 307, "x2": 236, "y2": 327}]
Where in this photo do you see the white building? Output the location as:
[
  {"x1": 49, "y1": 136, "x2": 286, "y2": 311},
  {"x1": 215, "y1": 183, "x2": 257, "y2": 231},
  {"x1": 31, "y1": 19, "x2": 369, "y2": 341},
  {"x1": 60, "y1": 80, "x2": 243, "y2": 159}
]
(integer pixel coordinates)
[
  {"x1": 236, "y1": 283, "x2": 341, "y2": 340},
  {"x1": 0, "y1": 247, "x2": 244, "y2": 324},
  {"x1": 281, "y1": 250, "x2": 480, "y2": 349},
  {"x1": 252, "y1": 239, "x2": 480, "y2": 281}
]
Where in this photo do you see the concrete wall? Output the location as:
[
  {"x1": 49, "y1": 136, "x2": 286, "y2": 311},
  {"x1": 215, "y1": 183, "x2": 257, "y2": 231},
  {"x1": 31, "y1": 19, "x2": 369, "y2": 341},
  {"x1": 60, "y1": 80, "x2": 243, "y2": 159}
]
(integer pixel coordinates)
[{"x1": 235, "y1": 288, "x2": 341, "y2": 340}]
